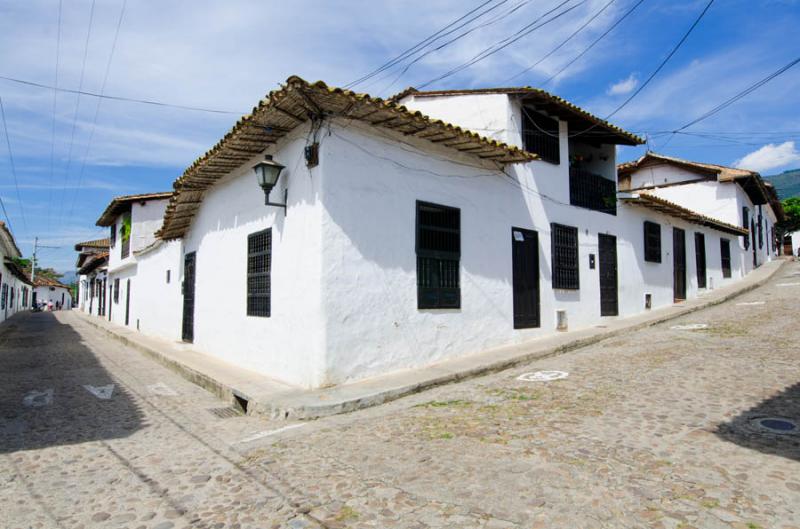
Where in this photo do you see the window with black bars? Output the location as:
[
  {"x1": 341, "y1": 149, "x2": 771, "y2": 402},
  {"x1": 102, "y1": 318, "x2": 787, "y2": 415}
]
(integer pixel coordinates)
[
  {"x1": 416, "y1": 201, "x2": 461, "y2": 309},
  {"x1": 113, "y1": 278, "x2": 120, "y2": 303},
  {"x1": 1, "y1": 284, "x2": 7, "y2": 310},
  {"x1": 643, "y1": 221, "x2": 662, "y2": 263},
  {"x1": 569, "y1": 167, "x2": 617, "y2": 215},
  {"x1": 757, "y1": 212, "x2": 763, "y2": 249},
  {"x1": 720, "y1": 238, "x2": 732, "y2": 278},
  {"x1": 551, "y1": 223, "x2": 579, "y2": 289},
  {"x1": 247, "y1": 229, "x2": 272, "y2": 317},
  {"x1": 110, "y1": 223, "x2": 116, "y2": 247},
  {"x1": 742, "y1": 207, "x2": 749, "y2": 249},
  {"x1": 521, "y1": 107, "x2": 560, "y2": 164}
]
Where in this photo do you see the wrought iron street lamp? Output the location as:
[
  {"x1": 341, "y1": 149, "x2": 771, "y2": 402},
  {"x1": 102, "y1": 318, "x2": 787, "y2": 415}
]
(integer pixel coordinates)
[{"x1": 253, "y1": 154, "x2": 286, "y2": 208}]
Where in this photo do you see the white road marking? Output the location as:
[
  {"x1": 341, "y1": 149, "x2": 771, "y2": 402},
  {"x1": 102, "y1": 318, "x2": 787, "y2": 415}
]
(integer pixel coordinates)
[
  {"x1": 23, "y1": 388, "x2": 54, "y2": 408},
  {"x1": 235, "y1": 423, "x2": 306, "y2": 444},
  {"x1": 670, "y1": 323, "x2": 709, "y2": 330},
  {"x1": 147, "y1": 382, "x2": 178, "y2": 396},
  {"x1": 517, "y1": 370, "x2": 569, "y2": 382},
  {"x1": 736, "y1": 301, "x2": 766, "y2": 306},
  {"x1": 776, "y1": 283, "x2": 800, "y2": 287},
  {"x1": 83, "y1": 384, "x2": 115, "y2": 400}
]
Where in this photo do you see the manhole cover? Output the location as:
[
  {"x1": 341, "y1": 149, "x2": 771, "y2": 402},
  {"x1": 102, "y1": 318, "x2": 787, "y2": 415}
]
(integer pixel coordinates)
[
  {"x1": 670, "y1": 323, "x2": 708, "y2": 330},
  {"x1": 750, "y1": 417, "x2": 799, "y2": 435},
  {"x1": 207, "y1": 407, "x2": 242, "y2": 419},
  {"x1": 517, "y1": 370, "x2": 568, "y2": 382}
]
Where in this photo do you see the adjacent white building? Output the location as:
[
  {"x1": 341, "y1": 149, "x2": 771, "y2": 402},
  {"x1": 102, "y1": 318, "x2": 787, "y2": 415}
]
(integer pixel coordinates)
[
  {"x1": 75, "y1": 238, "x2": 110, "y2": 313},
  {"x1": 78, "y1": 77, "x2": 784, "y2": 390},
  {"x1": 0, "y1": 221, "x2": 33, "y2": 322}
]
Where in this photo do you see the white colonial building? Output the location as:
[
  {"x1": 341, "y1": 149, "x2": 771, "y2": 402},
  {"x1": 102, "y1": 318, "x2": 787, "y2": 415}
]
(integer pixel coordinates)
[
  {"x1": 0, "y1": 221, "x2": 33, "y2": 322},
  {"x1": 78, "y1": 77, "x2": 784, "y2": 390},
  {"x1": 94, "y1": 192, "x2": 172, "y2": 328},
  {"x1": 618, "y1": 152, "x2": 783, "y2": 273}
]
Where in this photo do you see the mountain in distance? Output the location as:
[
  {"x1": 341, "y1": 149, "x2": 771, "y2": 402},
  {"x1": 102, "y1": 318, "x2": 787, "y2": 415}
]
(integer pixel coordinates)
[{"x1": 763, "y1": 168, "x2": 800, "y2": 199}]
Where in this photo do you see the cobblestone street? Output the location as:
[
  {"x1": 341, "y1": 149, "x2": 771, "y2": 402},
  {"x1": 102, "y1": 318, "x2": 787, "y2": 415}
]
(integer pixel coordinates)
[{"x1": 2, "y1": 261, "x2": 800, "y2": 528}]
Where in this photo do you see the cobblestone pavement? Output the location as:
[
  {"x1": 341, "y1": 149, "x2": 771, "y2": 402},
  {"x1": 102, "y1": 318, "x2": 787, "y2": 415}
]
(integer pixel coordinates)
[{"x1": 2, "y1": 262, "x2": 800, "y2": 529}]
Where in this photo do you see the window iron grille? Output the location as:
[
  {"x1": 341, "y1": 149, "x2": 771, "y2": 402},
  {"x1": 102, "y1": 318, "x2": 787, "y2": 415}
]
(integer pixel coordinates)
[{"x1": 551, "y1": 223, "x2": 579, "y2": 290}]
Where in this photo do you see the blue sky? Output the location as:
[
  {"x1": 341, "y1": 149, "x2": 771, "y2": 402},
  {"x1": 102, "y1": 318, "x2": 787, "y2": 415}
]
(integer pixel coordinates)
[{"x1": 1, "y1": 0, "x2": 799, "y2": 272}]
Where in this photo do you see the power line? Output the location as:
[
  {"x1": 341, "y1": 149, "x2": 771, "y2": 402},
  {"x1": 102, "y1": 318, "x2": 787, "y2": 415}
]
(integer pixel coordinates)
[
  {"x1": 66, "y1": 0, "x2": 128, "y2": 221},
  {"x1": 569, "y1": 0, "x2": 714, "y2": 139},
  {"x1": 345, "y1": 0, "x2": 501, "y2": 89},
  {"x1": 417, "y1": 0, "x2": 586, "y2": 89},
  {"x1": 671, "y1": 54, "x2": 800, "y2": 133},
  {"x1": 59, "y1": 0, "x2": 97, "y2": 226},
  {"x1": 540, "y1": 0, "x2": 645, "y2": 86},
  {"x1": 0, "y1": 74, "x2": 243, "y2": 115},
  {"x1": 47, "y1": 0, "x2": 64, "y2": 234},
  {"x1": 371, "y1": 0, "x2": 534, "y2": 94},
  {"x1": 0, "y1": 96, "x2": 26, "y2": 232},
  {"x1": 503, "y1": 0, "x2": 617, "y2": 85}
]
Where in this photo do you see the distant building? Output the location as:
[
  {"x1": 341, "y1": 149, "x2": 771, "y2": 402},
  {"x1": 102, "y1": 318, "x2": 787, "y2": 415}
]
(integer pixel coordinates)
[{"x1": 0, "y1": 221, "x2": 33, "y2": 322}]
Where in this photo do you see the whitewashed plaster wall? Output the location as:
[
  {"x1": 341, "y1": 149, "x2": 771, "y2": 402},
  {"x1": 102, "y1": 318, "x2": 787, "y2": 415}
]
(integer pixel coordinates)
[
  {"x1": 317, "y1": 121, "x2": 747, "y2": 385},
  {"x1": 131, "y1": 240, "x2": 183, "y2": 341},
  {"x1": 108, "y1": 266, "x2": 136, "y2": 327},
  {"x1": 182, "y1": 123, "x2": 327, "y2": 388},
  {"x1": 33, "y1": 285, "x2": 72, "y2": 307},
  {"x1": 132, "y1": 199, "x2": 169, "y2": 252}
]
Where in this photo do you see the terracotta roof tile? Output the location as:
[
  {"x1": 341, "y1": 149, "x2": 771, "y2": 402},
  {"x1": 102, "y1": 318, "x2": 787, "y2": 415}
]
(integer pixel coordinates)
[{"x1": 96, "y1": 192, "x2": 172, "y2": 227}]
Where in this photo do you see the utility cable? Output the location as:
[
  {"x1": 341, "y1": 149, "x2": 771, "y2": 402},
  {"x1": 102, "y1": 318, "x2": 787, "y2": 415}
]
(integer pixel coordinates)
[{"x1": 0, "y1": 96, "x2": 25, "y2": 232}]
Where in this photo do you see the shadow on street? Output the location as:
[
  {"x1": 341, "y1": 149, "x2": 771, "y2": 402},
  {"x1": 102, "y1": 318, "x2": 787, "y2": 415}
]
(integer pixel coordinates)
[
  {"x1": 715, "y1": 380, "x2": 800, "y2": 462},
  {"x1": 0, "y1": 312, "x2": 144, "y2": 454}
]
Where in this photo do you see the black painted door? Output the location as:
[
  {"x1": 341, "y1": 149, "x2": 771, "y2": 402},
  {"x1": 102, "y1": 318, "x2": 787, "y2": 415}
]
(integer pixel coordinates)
[
  {"x1": 598, "y1": 233, "x2": 618, "y2": 316},
  {"x1": 673, "y1": 228, "x2": 686, "y2": 301},
  {"x1": 182, "y1": 252, "x2": 196, "y2": 343},
  {"x1": 125, "y1": 279, "x2": 131, "y2": 326},
  {"x1": 694, "y1": 232, "x2": 706, "y2": 289},
  {"x1": 511, "y1": 228, "x2": 540, "y2": 329}
]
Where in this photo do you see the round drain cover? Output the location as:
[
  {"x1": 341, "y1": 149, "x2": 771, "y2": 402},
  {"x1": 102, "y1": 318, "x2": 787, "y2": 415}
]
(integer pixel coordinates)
[
  {"x1": 751, "y1": 417, "x2": 799, "y2": 435},
  {"x1": 670, "y1": 323, "x2": 708, "y2": 330},
  {"x1": 517, "y1": 370, "x2": 568, "y2": 382}
]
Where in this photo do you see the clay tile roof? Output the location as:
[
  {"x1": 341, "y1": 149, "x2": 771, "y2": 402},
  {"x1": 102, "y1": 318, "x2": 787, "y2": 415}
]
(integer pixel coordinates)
[
  {"x1": 390, "y1": 86, "x2": 644, "y2": 146},
  {"x1": 3, "y1": 258, "x2": 32, "y2": 284},
  {"x1": 620, "y1": 191, "x2": 749, "y2": 236},
  {"x1": 78, "y1": 252, "x2": 109, "y2": 274},
  {"x1": 0, "y1": 221, "x2": 22, "y2": 257},
  {"x1": 31, "y1": 274, "x2": 71, "y2": 289},
  {"x1": 74, "y1": 238, "x2": 111, "y2": 251},
  {"x1": 96, "y1": 192, "x2": 173, "y2": 227},
  {"x1": 617, "y1": 152, "x2": 770, "y2": 206},
  {"x1": 156, "y1": 76, "x2": 536, "y2": 240}
]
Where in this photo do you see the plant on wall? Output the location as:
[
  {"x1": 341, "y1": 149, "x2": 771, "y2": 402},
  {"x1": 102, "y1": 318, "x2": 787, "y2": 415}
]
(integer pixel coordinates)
[{"x1": 121, "y1": 213, "x2": 132, "y2": 243}]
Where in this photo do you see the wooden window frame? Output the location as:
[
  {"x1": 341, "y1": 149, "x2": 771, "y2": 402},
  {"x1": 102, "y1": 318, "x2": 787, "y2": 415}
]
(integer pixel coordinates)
[
  {"x1": 720, "y1": 238, "x2": 732, "y2": 278},
  {"x1": 551, "y1": 223, "x2": 579, "y2": 290}
]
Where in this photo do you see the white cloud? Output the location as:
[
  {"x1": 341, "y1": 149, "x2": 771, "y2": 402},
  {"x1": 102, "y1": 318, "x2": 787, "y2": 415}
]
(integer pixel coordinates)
[
  {"x1": 607, "y1": 74, "x2": 638, "y2": 96},
  {"x1": 735, "y1": 141, "x2": 800, "y2": 172}
]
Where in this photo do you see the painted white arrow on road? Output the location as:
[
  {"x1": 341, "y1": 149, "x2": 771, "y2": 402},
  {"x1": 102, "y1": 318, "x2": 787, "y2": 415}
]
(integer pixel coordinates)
[
  {"x1": 147, "y1": 382, "x2": 178, "y2": 396},
  {"x1": 83, "y1": 384, "x2": 115, "y2": 400},
  {"x1": 23, "y1": 388, "x2": 54, "y2": 408}
]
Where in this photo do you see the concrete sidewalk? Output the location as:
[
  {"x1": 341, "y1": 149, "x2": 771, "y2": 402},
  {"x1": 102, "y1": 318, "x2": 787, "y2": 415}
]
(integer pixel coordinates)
[{"x1": 73, "y1": 258, "x2": 787, "y2": 420}]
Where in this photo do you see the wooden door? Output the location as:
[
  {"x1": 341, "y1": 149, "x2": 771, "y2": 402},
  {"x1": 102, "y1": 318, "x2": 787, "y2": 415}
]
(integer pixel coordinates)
[
  {"x1": 598, "y1": 234, "x2": 618, "y2": 316},
  {"x1": 673, "y1": 228, "x2": 686, "y2": 301},
  {"x1": 694, "y1": 232, "x2": 706, "y2": 289},
  {"x1": 182, "y1": 252, "x2": 196, "y2": 342},
  {"x1": 511, "y1": 228, "x2": 540, "y2": 329}
]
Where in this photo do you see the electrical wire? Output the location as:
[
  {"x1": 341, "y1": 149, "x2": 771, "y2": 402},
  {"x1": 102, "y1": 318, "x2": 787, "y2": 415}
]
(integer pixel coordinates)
[
  {"x1": 0, "y1": 96, "x2": 25, "y2": 233},
  {"x1": 47, "y1": 0, "x2": 64, "y2": 234},
  {"x1": 66, "y1": 0, "x2": 128, "y2": 221},
  {"x1": 345, "y1": 0, "x2": 502, "y2": 89},
  {"x1": 671, "y1": 54, "x2": 800, "y2": 133},
  {"x1": 417, "y1": 0, "x2": 584, "y2": 89},
  {"x1": 540, "y1": 0, "x2": 645, "y2": 86},
  {"x1": 568, "y1": 0, "x2": 715, "y2": 139},
  {"x1": 59, "y1": 0, "x2": 97, "y2": 225},
  {"x1": 0, "y1": 74, "x2": 243, "y2": 115},
  {"x1": 503, "y1": 0, "x2": 617, "y2": 85},
  {"x1": 370, "y1": 0, "x2": 534, "y2": 94}
]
